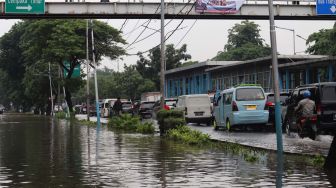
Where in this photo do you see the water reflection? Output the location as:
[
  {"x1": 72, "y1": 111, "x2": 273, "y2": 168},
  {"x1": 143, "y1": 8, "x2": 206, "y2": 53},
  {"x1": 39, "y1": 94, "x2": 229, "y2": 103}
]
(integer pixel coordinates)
[{"x1": 0, "y1": 114, "x2": 334, "y2": 187}]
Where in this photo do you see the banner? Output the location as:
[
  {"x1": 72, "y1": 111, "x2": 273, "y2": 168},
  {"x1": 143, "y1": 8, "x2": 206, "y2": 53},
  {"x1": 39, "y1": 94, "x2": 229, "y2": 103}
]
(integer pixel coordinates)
[{"x1": 195, "y1": 0, "x2": 244, "y2": 14}]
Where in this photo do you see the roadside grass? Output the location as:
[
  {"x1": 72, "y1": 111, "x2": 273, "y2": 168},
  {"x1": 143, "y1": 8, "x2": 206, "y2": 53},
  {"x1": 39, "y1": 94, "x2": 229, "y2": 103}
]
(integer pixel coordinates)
[
  {"x1": 76, "y1": 119, "x2": 97, "y2": 127},
  {"x1": 55, "y1": 111, "x2": 75, "y2": 120}
]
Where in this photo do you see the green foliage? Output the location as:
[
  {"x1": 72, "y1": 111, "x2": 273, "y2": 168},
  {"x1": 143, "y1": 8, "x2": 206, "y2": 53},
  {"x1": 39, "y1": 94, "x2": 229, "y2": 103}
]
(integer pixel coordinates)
[
  {"x1": 157, "y1": 109, "x2": 184, "y2": 124},
  {"x1": 135, "y1": 44, "x2": 191, "y2": 90},
  {"x1": 108, "y1": 114, "x2": 155, "y2": 134},
  {"x1": 76, "y1": 119, "x2": 97, "y2": 126},
  {"x1": 310, "y1": 154, "x2": 325, "y2": 167},
  {"x1": 306, "y1": 23, "x2": 336, "y2": 55},
  {"x1": 213, "y1": 20, "x2": 271, "y2": 61},
  {"x1": 166, "y1": 125, "x2": 211, "y2": 145},
  {"x1": 163, "y1": 117, "x2": 186, "y2": 130},
  {"x1": 55, "y1": 112, "x2": 67, "y2": 119},
  {"x1": 157, "y1": 110, "x2": 185, "y2": 134},
  {"x1": 136, "y1": 122, "x2": 155, "y2": 134},
  {"x1": 243, "y1": 153, "x2": 259, "y2": 163}
]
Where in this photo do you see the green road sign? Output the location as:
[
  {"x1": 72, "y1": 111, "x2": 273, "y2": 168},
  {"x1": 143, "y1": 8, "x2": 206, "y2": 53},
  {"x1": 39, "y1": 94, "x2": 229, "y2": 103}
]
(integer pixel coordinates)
[
  {"x1": 64, "y1": 61, "x2": 81, "y2": 78},
  {"x1": 5, "y1": 0, "x2": 45, "y2": 14}
]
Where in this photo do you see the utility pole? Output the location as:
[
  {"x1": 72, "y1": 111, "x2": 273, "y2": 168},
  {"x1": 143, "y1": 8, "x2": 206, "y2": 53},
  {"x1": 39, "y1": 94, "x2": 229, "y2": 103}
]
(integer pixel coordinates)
[
  {"x1": 268, "y1": 1, "x2": 284, "y2": 187},
  {"x1": 90, "y1": 19, "x2": 101, "y2": 129},
  {"x1": 86, "y1": 19, "x2": 90, "y2": 121},
  {"x1": 48, "y1": 62, "x2": 54, "y2": 116},
  {"x1": 160, "y1": 0, "x2": 165, "y2": 109}
]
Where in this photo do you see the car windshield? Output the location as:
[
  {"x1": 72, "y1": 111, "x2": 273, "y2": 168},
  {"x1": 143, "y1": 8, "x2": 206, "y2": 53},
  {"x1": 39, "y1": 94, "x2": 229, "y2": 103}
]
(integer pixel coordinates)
[
  {"x1": 267, "y1": 94, "x2": 289, "y2": 103},
  {"x1": 321, "y1": 86, "x2": 336, "y2": 101},
  {"x1": 236, "y1": 88, "x2": 265, "y2": 101},
  {"x1": 141, "y1": 102, "x2": 155, "y2": 108}
]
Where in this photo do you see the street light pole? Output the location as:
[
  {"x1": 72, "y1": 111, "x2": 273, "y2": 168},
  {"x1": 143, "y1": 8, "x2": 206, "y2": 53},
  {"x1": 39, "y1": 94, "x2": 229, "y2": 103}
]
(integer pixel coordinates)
[
  {"x1": 275, "y1": 26, "x2": 296, "y2": 55},
  {"x1": 86, "y1": 19, "x2": 90, "y2": 121},
  {"x1": 268, "y1": 1, "x2": 284, "y2": 187},
  {"x1": 48, "y1": 62, "x2": 54, "y2": 116},
  {"x1": 160, "y1": 0, "x2": 165, "y2": 109}
]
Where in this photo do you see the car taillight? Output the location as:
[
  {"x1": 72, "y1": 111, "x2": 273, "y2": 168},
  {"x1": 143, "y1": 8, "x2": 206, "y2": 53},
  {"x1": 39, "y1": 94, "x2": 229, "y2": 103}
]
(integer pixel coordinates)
[
  {"x1": 264, "y1": 102, "x2": 274, "y2": 110},
  {"x1": 316, "y1": 103, "x2": 322, "y2": 115},
  {"x1": 232, "y1": 101, "x2": 238, "y2": 111},
  {"x1": 185, "y1": 107, "x2": 188, "y2": 115}
]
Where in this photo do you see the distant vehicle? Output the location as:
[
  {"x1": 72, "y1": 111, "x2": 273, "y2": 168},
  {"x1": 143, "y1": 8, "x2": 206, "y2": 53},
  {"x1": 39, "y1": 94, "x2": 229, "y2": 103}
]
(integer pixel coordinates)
[
  {"x1": 121, "y1": 101, "x2": 134, "y2": 114},
  {"x1": 175, "y1": 94, "x2": 213, "y2": 126},
  {"x1": 265, "y1": 92, "x2": 290, "y2": 127},
  {"x1": 101, "y1": 98, "x2": 117, "y2": 117},
  {"x1": 141, "y1": 92, "x2": 161, "y2": 102},
  {"x1": 139, "y1": 101, "x2": 156, "y2": 119},
  {"x1": 283, "y1": 82, "x2": 336, "y2": 136},
  {"x1": 152, "y1": 98, "x2": 178, "y2": 119},
  {"x1": 213, "y1": 85, "x2": 269, "y2": 131},
  {"x1": 0, "y1": 104, "x2": 5, "y2": 114}
]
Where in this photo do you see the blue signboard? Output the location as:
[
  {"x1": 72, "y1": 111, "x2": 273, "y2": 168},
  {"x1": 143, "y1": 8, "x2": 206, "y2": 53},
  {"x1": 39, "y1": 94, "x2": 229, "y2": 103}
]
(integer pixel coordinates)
[{"x1": 316, "y1": 0, "x2": 336, "y2": 15}]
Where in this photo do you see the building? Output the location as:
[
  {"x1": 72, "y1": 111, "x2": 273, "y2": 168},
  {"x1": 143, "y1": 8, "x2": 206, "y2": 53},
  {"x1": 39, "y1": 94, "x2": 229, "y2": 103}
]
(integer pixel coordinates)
[{"x1": 165, "y1": 55, "x2": 334, "y2": 97}]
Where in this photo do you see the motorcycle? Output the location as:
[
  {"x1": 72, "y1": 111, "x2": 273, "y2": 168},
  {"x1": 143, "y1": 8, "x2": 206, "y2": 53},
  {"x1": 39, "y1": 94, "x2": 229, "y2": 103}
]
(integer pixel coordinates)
[{"x1": 297, "y1": 114, "x2": 318, "y2": 140}]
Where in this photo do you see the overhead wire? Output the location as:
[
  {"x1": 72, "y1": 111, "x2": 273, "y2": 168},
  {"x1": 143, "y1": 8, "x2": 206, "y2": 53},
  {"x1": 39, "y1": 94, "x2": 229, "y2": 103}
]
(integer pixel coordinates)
[
  {"x1": 126, "y1": 0, "x2": 196, "y2": 56},
  {"x1": 176, "y1": 19, "x2": 197, "y2": 47},
  {"x1": 119, "y1": 19, "x2": 128, "y2": 32}
]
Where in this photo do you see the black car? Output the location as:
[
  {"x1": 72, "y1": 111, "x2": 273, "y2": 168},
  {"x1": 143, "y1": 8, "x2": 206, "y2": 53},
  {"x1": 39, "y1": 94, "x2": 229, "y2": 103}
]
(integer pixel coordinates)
[
  {"x1": 139, "y1": 101, "x2": 156, "y2": 119},
  {"x1": 265, "y1": 92, "x2": 290, "y2": 127},
  {"x1": 283, "y1": 82, "x2": 336, "y2": 135}
]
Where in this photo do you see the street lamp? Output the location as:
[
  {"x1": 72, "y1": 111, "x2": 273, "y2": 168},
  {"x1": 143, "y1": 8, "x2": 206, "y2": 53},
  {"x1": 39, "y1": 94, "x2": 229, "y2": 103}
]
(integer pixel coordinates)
[{"x1": 275, "y1": 26, "x2": 296, "y2": 55}]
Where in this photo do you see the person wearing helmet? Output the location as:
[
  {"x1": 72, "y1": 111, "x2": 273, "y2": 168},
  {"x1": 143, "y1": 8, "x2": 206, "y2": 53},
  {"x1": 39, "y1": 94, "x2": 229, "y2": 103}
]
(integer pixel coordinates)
[{"x1": 295, "y1": 90, "x2": 315, "y2": 117}]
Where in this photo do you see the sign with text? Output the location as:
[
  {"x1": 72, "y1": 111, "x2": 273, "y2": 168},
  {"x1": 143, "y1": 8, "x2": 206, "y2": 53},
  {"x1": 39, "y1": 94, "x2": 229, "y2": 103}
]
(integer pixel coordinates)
[
  {"x1": 195, "y1": 0, "x2": 244, "y2": 14},
  {"x1": 63, "y1": 61, "x2": 81, "y2": 78},
  {"x1": 5, "y1": 0, "x2": 45, "y2": 14},
  {"x1": 316, "y1": 0, "x2": 336, "y2": 15}
]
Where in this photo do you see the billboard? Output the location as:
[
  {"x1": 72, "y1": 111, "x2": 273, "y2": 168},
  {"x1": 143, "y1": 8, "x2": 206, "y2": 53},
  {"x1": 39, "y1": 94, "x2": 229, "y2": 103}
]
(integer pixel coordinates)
[{"x1": 195, "y1": 0, "x2": 245, "y2": 14}]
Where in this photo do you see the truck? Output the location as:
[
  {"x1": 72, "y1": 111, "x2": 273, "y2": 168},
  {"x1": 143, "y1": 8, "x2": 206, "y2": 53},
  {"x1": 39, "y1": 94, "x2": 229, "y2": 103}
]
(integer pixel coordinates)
[{"x1": 141, "y1": 92, "x2": 161, "y2": 102}]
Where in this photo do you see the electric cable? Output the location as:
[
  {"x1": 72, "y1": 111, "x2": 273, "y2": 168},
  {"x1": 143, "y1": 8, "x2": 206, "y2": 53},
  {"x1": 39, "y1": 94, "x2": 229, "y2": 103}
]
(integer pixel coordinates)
[{"x1": 176, "y1": 19, "x2": 197, "y2": 47}]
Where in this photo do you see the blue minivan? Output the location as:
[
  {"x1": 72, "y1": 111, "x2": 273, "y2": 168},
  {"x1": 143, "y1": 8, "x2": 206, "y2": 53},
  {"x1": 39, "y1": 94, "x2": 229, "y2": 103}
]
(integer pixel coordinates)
[{"x1": 213, "y1": 85, "x2": 269, "y2": 130}]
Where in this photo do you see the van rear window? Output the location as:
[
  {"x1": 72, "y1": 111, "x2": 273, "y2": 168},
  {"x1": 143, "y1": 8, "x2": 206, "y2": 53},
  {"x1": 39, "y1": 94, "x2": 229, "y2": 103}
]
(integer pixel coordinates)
[
  {"x1": 321, "y1": 86, "x2": 336, "y2": 101},
  {"x1": 236, "y1": 88, "x2": 265, "y2": 101},
  {"x1": 188, "y1": 97, "x2": 209, "y2": 106}
]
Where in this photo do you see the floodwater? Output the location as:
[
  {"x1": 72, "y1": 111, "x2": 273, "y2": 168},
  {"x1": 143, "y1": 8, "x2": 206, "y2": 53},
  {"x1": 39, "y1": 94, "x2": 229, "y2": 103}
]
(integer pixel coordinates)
[{"x1": 0, "y1": 114, "x2": 335, "y2": 187}]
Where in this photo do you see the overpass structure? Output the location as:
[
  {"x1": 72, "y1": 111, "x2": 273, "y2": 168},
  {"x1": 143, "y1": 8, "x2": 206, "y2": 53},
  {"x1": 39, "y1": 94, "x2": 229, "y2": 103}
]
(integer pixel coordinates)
[{"x1": 0, "y1": 0, "x2": 334, "y2": 20}]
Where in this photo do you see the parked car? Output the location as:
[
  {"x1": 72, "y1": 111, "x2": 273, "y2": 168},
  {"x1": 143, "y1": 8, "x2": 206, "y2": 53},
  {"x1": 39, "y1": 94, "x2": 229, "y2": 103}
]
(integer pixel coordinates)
[
  {"x1": 152, "y1": 98, "x2": 178, "y2": 119},
  {"x1": 265, "y1": 92, "x2": 290, "y2": 127},
  {"x1": 283, "y1": 82, "x2": 336, "y2": 135},
  {"x1": 0, "y1": 104, "x2": 5, "y2": 114},
  {"x1": 175, "y1": 94, "x2": 213, "y2": 126},
  {"x1": 139, "y1": 101, "x2": 156, "y2": 119},
  {"x1": 213, "y1": 85, "x2": 269, "y2": 131},
  {"x1": 121, "y1": 101, "x2": 134, "y2": 114}
]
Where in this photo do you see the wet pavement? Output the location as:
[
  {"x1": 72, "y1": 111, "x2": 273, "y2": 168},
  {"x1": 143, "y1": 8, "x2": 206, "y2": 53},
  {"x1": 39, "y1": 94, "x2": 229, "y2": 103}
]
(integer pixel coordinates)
[{"x1": 0, "y1": 113, "x2": 335, "y2": 187}]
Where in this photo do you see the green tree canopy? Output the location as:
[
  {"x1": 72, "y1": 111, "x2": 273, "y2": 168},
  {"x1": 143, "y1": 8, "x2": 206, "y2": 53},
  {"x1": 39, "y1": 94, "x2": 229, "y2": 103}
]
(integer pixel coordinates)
[
  {"x1": 306, "y1": 23, "x2": 336, "y2": 55},
  {"x1": 213, "y1": 20, "x2": 271, "y2": 61},
  {"x1": 135, "y1": 44, "x2": 191, "y2": 90}
]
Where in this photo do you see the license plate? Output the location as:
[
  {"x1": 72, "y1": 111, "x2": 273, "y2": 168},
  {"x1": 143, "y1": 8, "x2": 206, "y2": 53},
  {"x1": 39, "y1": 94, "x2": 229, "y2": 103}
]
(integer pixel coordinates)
[
  {"x1": 246, "y1": 105, "x2": 257, "y2": 110},
  {"x1": 195, "y1": 112, "x2": 204, "y2": 116}
]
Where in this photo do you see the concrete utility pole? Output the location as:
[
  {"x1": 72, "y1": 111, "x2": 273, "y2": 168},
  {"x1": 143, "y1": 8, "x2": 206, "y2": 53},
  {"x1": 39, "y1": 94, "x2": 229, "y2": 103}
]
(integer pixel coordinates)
[
  {"x1": 268, "y1": 1, "x2": 284, "y2": 187},
  {"x1": 86, "y1": 19, "x2": 90, "y2": 121},
  {"x1": 160, "y1": 0, "x2": 165, "y2": 109},
  {"x1": 90, "y1": 19, "x2": 101, "y2": 129}
]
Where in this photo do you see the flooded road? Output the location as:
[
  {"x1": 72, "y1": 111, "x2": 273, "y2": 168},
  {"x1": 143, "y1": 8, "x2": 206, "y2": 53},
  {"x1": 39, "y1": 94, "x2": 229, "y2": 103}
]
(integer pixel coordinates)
[{"x1": 0, "y1": 114, "x2": 335, "y2": 187}]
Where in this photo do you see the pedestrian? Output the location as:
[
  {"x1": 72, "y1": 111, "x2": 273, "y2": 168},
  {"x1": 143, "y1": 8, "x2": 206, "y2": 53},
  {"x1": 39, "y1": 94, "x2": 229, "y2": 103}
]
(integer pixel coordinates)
[{"x1": 113, "y1": 97, "x2": 122, "y2": 116}]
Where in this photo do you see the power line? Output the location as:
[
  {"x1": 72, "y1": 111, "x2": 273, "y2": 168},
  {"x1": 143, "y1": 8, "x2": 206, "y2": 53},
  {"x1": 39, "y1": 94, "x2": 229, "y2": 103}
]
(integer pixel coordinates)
[
  {"x1": 119, "y1": 19, "x2": 128, "y2": 32},
  {"x1": 176, "y1": 19, "x2": 197, "y2": 47}
]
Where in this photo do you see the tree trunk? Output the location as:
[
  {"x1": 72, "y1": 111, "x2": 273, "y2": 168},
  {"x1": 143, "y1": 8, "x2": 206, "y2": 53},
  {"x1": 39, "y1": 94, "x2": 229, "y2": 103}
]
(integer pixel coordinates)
[
  {"x1": 65, "y1": 86, "x2": 73, "y2": 113},
  {"x1": 324, "y1": 135, "x2": 336, "y2": 169}
]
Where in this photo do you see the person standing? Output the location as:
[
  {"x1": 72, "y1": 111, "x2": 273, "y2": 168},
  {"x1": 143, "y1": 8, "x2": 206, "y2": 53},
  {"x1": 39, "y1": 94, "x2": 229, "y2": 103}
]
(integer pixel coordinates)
[{"x1": 113, "y1": 97, "x2": 122, "y2": 116}]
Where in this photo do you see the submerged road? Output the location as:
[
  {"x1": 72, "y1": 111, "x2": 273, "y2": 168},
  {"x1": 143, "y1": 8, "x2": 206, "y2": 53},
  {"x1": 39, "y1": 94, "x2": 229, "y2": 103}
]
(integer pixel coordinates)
[{"x1": 76, "y1": 114, "x2": 333, "y2": 156}]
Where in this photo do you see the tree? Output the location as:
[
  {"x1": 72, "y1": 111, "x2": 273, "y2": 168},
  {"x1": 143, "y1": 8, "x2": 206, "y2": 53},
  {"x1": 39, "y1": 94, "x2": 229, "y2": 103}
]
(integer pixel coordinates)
[
  {"x1": 213, "y1": 20, "x2": 271, "y2": 61},
  {"x1": 12, "y1": 20, "x2": 126, "y2": 112},
  {"x1": 135, "y1": 44, "x2": 191, "y2": 90},
  {"x1": 306, "y1": 23, "x2": 336, "y2": 55}
]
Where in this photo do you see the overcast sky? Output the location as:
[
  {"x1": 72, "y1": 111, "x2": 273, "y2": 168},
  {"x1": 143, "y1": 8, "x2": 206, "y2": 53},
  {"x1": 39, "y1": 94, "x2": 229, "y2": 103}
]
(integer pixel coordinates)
[{"x1": 0, "y1": 19, "x2": 334, "y2": 71}]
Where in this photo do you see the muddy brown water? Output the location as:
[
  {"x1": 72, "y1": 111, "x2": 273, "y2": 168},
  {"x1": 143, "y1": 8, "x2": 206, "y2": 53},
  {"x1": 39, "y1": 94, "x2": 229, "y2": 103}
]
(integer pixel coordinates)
[{"x1": 0, "y1": 114, "x2": 334, "y2": 187}]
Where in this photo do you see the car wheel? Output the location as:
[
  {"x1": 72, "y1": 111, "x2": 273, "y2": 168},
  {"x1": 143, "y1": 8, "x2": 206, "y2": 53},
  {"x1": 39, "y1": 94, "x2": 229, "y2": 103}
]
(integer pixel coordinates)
[
  {"x1": 213, "y1": 119, "x2": 219, "y2": 131},
  {"x1": 226, "y1": 119, "x2": 231, "y2": 131}
]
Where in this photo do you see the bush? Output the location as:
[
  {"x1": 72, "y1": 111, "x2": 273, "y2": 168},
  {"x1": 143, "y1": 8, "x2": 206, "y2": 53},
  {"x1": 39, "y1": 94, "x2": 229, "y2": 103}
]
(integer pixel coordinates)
[
  {"x1": 157, "y1": 110, "x2": 185, "y2": 135},
  {"x1": 167, "y1": 125, "x2": 211, "y2": 145},
  {"x1": 136, "y1": 122, "x2": 155, "y2": 134},
  {"x1": 55, "y1": 112, "x2": 66, "y2": 119}
]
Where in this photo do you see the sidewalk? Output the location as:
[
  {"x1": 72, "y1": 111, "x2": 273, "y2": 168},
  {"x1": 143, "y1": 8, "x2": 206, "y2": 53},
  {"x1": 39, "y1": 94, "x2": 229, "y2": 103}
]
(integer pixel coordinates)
[{"x1": 75, "y1": 114, "x2": 109, "y2": 124}]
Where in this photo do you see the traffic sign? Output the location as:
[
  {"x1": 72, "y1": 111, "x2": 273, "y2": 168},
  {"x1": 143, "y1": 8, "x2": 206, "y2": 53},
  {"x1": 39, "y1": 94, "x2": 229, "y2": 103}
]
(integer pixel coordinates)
[
  {"x1": 316, "y1": 0, "x2": 336, "y2": 15},
  {"x1": 5, "y1": 0, "x2": 45, "y2": 14},
  {"x1": 63, "y1": 61, "x2": 81, "y2": 78}
]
